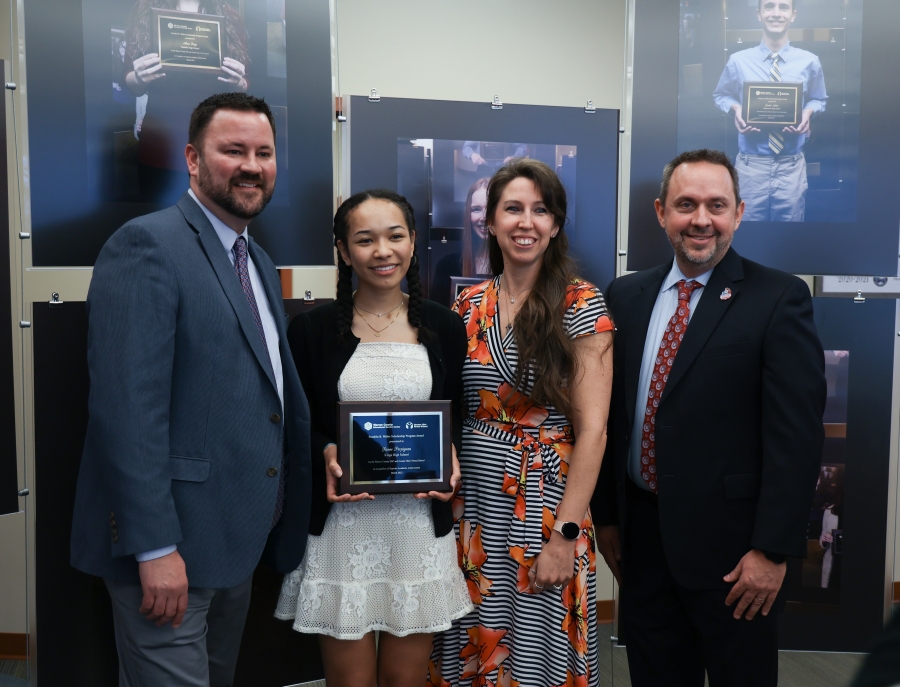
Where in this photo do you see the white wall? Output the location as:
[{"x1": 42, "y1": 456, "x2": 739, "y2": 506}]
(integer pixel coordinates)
[{"x1": 336, "y1": 0, "x2": 626, "y2": 111}]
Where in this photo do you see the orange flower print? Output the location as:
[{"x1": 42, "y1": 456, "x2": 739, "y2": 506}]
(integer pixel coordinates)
[
  {"x1": 539, "y1": 425, "x2": 574, "y2": 476},
  {"x1": 561, "y1": 559, "x2": 590, "y2": 657},
  {"x1": 497, "y1": 665, "x2": 521, "y2": 687},
  {"x1": 475, "y1": 382, "x2": 549, "y2": 432},
  {"x1": 594, "y1": 313, "x2": 614, "y2": 333},
  {"x1": 458, "y1": 519, "x2": 493, "y2": 605},
  {"x1": 427, "y1": 658, "x2": 451, "y2": 687},
  {"x1": 564, "y1": 279, "x2": 597, "y2": 312},
  {"x1": 460, "y1": 280, "x2": 498, "y2": 366},
  {"x1": 460, "y1": 626, "x2": 511, "y2": 687},
  {"x1": 542, "y1": 506, "x2": 556, "y2": 541},
  {"x1": 509, "y1": 545, "x2": 536, "y2": 594},
  {"x1": 501, "y1": 443, "x2": 541, "y2": 522}
]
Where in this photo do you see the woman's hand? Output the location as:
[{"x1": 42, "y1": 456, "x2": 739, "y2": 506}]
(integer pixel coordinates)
[
  {"x1": 416, "y1": 444, "x2": 461, "y2": 501},
  {"x1": 126, "y1": 53, "x2": 165, "y2": 94},
  {"x1": 324, "y1": 443, "x2": 373, "y2": 503},
  {"x1": 219, "y1": 58, "x2": 248, "y2": 90},
  {"x1": 528, "y1": 532, "x2": 576, "y2": 592}
]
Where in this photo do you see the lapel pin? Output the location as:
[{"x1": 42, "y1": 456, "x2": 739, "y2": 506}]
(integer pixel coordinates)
[{"x1": 720, "y1": 288, "x2": 732, "y2": 301}]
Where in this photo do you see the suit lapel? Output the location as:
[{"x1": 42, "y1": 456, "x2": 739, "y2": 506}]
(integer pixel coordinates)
[
  {"x1": 620, "y1": 265, "x2": 669, "y2": 431},
  {"x1": 177, "y1": 194, "x2": 278, "y2": 394},
  {"x1": 660, "y1": 248, "x2": 744, "y2": 402}
]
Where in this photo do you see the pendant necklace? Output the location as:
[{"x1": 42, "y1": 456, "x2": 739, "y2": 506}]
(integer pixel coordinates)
[
  {"x1": 501, "y1": 275, "x2": 530, "y2": 334},
  {"x1": 353, "y1": 299, "x2": 404, "y2": 317},
  {"x1": 354, "y1": 301, "x2": 405, "y2": 337}
]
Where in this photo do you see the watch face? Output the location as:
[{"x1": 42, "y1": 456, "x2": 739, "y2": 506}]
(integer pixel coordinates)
[{"x1": 561, "y1": 522, "x2": 580, "y2": 540}]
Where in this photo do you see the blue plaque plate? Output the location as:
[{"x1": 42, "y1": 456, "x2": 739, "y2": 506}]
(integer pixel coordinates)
[{"x1": 338, "y1": 401, "x2": 452, "y2": 494}]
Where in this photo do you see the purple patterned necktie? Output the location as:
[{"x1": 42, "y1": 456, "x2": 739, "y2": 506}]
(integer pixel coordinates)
[{"x1": 233, "y1": 235, "x2": 284, "y2": 527}]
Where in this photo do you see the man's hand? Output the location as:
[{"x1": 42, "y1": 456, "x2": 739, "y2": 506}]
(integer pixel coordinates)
[
  {"x1": 596, "y1": 525, "x2": 622, "y2": 585},
  {"x1": 732, "y1": 104, "x2": 760, "y2": 134},
  {"x1": 784, "y1": 108, "x2": 813, "y2": 135},
  {"x1": 324, "y1": 443, "x2": 373, "y2": 503},
  {"x1": 470, "y1": 153, "x2": 486, "y2": 166},
  {"x1": 138, "y1": 550, "x2": 189, "y2": 627},
  {"x1": 723, "y1": 549, "x2": 786, "y2": 620}
]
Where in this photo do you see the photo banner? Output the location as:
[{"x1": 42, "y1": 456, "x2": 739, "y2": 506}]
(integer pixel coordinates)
[
  {"x1": 627, "y1": 0, "x2": 900, "y2": 276},
  {"x1": 345, "y1": 96, "x2": 620, "y2": 298},
  {"x1": 25, "y1": 0, "x2": 334, "y2": 267}
]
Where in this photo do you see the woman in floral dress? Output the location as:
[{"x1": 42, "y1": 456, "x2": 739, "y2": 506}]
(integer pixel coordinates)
[{"x1": 431, "y1": 159, "x2": 614, "y2": 687}]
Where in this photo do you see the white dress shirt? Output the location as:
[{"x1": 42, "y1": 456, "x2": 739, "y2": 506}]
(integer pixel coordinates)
[
  {"x1": 136, "y1": 190, "x2": 284, "y2": 563},
  {"x1": 628, "y1": 260, "x2": 712, "y2": 491}
]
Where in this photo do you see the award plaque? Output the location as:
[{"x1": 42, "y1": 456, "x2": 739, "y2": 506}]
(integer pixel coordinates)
[
  {"x1": 338, "y1": 401, "x2": 452, "y2": 495},
  {"x1": 742, "y1": 81, "x2": 801, "y2": 126},
  {"x1": 151, "y1": 8, "x2": 224, "y2": 73}
]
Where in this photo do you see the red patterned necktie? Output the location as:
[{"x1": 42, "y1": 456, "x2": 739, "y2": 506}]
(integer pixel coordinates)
[
  {"x1": 233, "y1": 236, "x2": 284, "y2": 527},
  {"x1": 639, "y1": 279, "x2": 702, "y2": 492}
]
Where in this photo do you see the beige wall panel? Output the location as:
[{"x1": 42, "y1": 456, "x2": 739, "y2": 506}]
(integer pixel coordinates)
[
  {"x1": 336, "y1": 0, "x2": 626, "y2": 111},
  {"x1": 0, "y1": 511, "x2": 26, "y2": 633}
]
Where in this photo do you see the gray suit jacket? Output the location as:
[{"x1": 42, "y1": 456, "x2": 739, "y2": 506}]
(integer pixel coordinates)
[{"x1": 71, "y1": 193, "x2": 311, "y2": 588}]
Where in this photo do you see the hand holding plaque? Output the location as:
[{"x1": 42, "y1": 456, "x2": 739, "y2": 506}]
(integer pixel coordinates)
[
  {"x1": 742, "y1": 81, "x2": 802, "y2": 127},
  {"x1": 152, "y1": 7, "x2": 224, "y2": 73},
  {"x1": 338, "y1": 401, "x2": 453, "y2": 495}
]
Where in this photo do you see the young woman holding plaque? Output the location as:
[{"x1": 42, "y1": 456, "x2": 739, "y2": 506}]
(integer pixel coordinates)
[
  {"x1": 275, "y1": 190, "x2": 472, "y2": 687},
  {"x1": 430, "y1": 159, "x2": 614, "y2": 687},
  {"x1": 122, "y1": 0, "x2": 250, "y2": 203}
]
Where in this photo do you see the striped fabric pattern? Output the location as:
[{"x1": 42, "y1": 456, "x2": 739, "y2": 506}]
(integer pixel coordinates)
[{"x1": 430, "y1": 277, "x2": 614, "y2": 687}]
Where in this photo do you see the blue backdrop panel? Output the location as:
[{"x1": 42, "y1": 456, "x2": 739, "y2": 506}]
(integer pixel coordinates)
[
  {"x1": 627, "y1": 0, "x2": 900, "y2": 276},
  {"x1": 24, "y1": 0, "x2": 334, "y2": 267},
  {"x1": 347, "y1": 96, "x2": 620, "y2": 294}
]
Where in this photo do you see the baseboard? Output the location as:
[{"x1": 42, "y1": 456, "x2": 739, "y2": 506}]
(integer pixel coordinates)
[
  {"x1": 0, "y1": 633, "x2": 26, "y2": 660},
  {"x1": 596, "y1": 599, "x2": 615, "y2": 624}
]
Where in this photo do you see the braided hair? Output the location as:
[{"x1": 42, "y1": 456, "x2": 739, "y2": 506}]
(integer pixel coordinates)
[{"x1": 333, "y1": 190, "x2": 431, "y2": 343}]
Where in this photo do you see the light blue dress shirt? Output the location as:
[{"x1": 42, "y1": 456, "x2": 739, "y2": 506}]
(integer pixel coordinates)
[
  {"x1": 713, "y1": 42, "x2": 827, "y2": 156},
  {"x1": 136, "y1": 190, "x2": 284, "y2": 563},
  {"x1": 628, "y1": 261, "x2": 712, "y2": 491}
]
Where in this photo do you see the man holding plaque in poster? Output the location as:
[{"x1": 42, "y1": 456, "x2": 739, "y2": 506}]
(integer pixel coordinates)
[
  {"x1": 713, "y1": 0, "x2": 827, "y2": 222},
  {"x1": 123, "y1": 0, "x2": 250, "y2": 204}
]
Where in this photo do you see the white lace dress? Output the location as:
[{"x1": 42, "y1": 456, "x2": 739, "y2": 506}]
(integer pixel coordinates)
[{"x1": 275, "y1": 342, "x2": 473, "y2": 639}]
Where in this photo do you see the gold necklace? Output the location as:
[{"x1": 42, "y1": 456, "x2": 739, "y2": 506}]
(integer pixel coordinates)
[
  {"x1": 354, "y1": 302, "x2": 405, "y2": 337},
  {"x1": 501, "y1": 275, "x2": 530, "y2": 333},
  {"x1": 353, "y1": 299, "x2": 404, "y2": 318}
]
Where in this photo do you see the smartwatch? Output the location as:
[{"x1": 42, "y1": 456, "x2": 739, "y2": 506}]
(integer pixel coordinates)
[{"x1": 552, "y1": 520, "x2": 580, "y2": 541}]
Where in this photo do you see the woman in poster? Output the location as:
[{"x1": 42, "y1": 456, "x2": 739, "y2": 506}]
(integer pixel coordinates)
[
  {"x1": 431, "y1": 159, "x2": 613, "y2": 687},
  {"x1": 431, "y1": 177, "x2": 491, "y2": 306},
  {"x1": 820, "y1": 488, "x2": 844, "y2": 589},
  {"x1": 123, "y1": 0, "x2": 250, "y2": 203},
  {"x1": 275, "y1": 190, "x2": 473, "y2": 686}
]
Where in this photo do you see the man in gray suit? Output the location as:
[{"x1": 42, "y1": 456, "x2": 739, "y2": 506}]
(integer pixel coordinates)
[{"x1": 71, "y1": 93, "x2": 311, "y2": 686}]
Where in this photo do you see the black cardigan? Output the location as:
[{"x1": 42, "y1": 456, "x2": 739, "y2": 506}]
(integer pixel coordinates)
[{"x1": 288, "y1": 298, "x2": 467, "y2": 538}]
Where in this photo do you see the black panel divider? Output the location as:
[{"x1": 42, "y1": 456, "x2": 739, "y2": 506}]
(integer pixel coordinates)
[
  {"x1": 33, "y1": 300, "x2": 325, "y2": 686},
  {"x1": 0, "y1": 57, "x2": 18, "y2": 517}
]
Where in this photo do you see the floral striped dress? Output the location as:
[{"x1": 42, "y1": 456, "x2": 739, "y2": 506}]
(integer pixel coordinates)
[{"x1": 430, "y1": 277, "x2": 614, "y2": 687}]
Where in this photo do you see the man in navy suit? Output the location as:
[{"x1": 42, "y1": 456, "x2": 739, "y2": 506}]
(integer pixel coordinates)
[
  {"x1": 593, "y1": 149, "x2": 825, "y2": 686},
  {"x1": 71, "y1": 93, "x2": 311, "y2": 686}
]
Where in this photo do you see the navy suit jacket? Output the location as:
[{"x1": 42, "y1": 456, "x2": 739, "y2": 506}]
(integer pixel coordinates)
[
  {"x1": 592, "y1": 248, "x2": 826, "y2": 589},
  {"x1": 71, "y1": 193, "x2": 311, "y2": 588}
]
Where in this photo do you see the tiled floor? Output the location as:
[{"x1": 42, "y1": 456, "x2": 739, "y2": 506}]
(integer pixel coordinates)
[{"x1": 597, "y1": 625, "x2": 866, "y2": 687}]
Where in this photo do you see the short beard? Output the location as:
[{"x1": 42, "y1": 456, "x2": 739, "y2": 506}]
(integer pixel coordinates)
[
  {"x1": 197, "y1": 156, "x2": 275, "y2": 220},
  {"x1": 672, "y1": 234, "x2": 732, "y2": 272}
]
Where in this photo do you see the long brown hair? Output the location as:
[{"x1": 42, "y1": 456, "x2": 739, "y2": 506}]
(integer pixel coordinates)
[
  {"x1": 125, "y1": 0, "x2": 249, "y2": 66},
  {"x1": 461, "y1": 177, "x2": 490, "y2": 277},
  {"x1": 485, "y1": 159, "x2": 578, "y2": 416}
]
